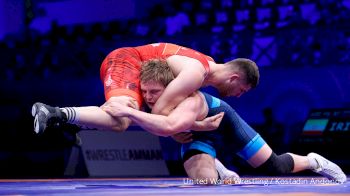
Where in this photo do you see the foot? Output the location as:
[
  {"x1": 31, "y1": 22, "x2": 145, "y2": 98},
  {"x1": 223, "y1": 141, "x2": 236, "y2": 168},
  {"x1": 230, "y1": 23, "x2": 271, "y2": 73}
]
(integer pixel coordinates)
[
  {"x1": 32, "y1": 102, "x2": 66, "y2": 134},
  {"x1": 215, "y1": 158, "x2": 240, "y2": 184},
  {"x1": 219, "y1": 168, "x2": 240, "y2": 184},
  {"x1": 307, "y1": 152, "x2": 347, "y2": 183}
]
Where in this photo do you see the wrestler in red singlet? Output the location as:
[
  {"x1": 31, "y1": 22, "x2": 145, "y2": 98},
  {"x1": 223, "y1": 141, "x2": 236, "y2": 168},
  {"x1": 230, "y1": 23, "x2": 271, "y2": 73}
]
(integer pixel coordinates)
[{"x1": 100, "y1": 43, "x2": 214, "y2": 107}]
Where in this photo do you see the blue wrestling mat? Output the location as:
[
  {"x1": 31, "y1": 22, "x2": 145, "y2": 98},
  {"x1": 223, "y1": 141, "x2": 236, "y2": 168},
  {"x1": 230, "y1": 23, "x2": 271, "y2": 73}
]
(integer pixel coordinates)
[{"x1": 0, "y1": 176, "x2": 348, "y2": 195}]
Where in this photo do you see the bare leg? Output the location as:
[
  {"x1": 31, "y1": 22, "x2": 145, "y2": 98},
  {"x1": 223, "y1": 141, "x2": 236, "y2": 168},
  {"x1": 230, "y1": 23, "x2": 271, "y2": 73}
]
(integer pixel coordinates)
[
  {"x1": 248, "y1": 144, "x2": 312, "y2": 172},
  {"x1": 67, "y1": 106, "x2": 131, "y2": 132},
  {"x1": 247, "y1": 143, "x2": 273, "y2": 168},
  {"x1": 247, "y1": 144, "x2": 317, "y2": 172},
  {"x1": 246, "y1": 143, "x2": 346, "y2": 183},
  {"x1": 63, "y1": 96, "x2": 138, "y2": 132},
  {"x1": 33, "y1": 96, "x2": 137, "y2": 134},
  {"x1": 288, "y1": 153, "x2": 312, "y2": 172}
]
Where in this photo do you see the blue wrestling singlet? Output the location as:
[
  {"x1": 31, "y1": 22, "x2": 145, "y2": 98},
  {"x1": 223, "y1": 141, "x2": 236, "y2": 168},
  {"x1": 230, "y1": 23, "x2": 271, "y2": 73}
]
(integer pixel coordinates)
[{"x1": 181, "y1": 92, "x2": 266, "y2": 161}]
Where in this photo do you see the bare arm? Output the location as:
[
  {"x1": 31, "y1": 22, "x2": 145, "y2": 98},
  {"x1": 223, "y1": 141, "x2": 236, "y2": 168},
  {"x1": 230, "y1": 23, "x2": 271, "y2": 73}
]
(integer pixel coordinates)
[
  {"x1": 152, "y1": 57, "x2": 206, "y2": 115},
  {"x1": 102, "y1": 95, "x2": 202, "y2": 137},
  {"x1": 190, "y1": 112, "x2": 225, "y2": 131}
]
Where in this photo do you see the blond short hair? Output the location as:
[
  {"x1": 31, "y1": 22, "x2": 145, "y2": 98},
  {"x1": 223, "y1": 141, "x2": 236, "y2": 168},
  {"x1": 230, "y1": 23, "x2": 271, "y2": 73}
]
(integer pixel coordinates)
[{"x1": 140, "y1": 59, "x2": 174, "y2": 86}]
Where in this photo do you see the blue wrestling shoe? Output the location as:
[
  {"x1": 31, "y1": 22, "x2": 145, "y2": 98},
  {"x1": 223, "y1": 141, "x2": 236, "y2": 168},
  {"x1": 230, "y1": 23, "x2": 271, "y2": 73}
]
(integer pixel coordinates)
[
  {"x1": 31, "y1": 102, "x2": 67, "y2": 134},
  {"x1": 307, "y1": 152, "x2": 347, "y2": 183}
]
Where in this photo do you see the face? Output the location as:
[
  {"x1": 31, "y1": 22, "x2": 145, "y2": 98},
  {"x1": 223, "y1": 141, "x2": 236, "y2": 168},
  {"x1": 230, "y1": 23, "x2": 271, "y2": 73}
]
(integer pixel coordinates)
[
  {"x1": 217, "y1": 73, "x2": 251, "y2": 97},
  {"x1": 140, "y1": 81, "x2": 166, "y2": 109}
]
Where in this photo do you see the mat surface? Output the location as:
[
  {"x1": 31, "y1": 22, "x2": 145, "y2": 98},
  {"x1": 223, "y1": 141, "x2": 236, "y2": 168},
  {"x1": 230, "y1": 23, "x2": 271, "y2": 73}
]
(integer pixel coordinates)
[{"x1": 0, "y1": 176, "x2": 349, "y2": 195}]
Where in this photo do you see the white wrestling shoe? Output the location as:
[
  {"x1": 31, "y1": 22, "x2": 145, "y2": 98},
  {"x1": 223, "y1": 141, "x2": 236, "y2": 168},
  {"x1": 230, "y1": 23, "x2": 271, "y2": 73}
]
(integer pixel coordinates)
[
  {"x1": 307, "y1": 152, "x2": 347, "y2": 183},
  {"x1": 215, "y1": 159, "x2": 240, "y2": 184}
]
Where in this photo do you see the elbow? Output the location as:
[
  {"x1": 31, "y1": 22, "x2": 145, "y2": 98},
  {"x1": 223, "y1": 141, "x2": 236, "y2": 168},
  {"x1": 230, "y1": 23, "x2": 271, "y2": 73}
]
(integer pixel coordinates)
[
  {"x1": 160, "y1": 122, "x2": 189, "y2": 137},
  {"x1": 154, "y1": 131, "x2": 173, "y2": 137},
  {"x1": 157, "y1": 119, "x2": 192, "y2": 137},
  {"x1": 160, "y1": 126, "x2": 177, "y2": 137},
  {"x1": 158, "y1": 122, "x2": 182, "y2": 137}
]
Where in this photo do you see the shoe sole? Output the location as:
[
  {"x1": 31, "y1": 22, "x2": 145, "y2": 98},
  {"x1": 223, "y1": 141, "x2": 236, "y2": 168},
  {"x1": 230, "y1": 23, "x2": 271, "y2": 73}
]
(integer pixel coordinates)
[{"x1": 32, "y1": 103, "x2": 40, "y2": 134}]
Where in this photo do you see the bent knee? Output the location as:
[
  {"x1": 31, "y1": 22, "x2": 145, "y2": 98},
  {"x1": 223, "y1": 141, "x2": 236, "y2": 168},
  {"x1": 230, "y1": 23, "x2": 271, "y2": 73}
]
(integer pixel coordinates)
[
  {"x1": 107, "y1": 96, "x2": 139, "y2": 110},
  {"x1": 192, "y1": 168, "x2": 218, "y2": 184},
  {"x1": 184, "y1": 154, "x2": 218, "y2": 184},
  {"x1": 110, "y1": 117, "x2": 131, "y2": 132},
  {"x1": 258, "y1": 153, "x2": 294, "y2": 175}
]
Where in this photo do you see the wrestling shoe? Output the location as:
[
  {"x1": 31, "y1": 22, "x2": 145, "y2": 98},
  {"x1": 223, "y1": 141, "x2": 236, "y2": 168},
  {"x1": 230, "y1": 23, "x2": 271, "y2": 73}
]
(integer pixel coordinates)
[
  {"x1": 220, "y1": 168, "x2": 241, "y2": 184},
  {"x1": 215, "y1": 159, "x2": 240, "y2": 184},
  {"x1": 32, "y1": 102, "x2": 66, "y2": 134},
  {"x1": 307, "y1": 152, "x2": 347, "y2": 183}
]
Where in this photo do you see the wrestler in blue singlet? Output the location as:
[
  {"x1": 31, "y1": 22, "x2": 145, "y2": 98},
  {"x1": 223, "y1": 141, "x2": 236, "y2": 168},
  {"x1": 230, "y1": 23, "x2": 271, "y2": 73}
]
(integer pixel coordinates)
[{"x1": 182, "y1": 92, "x2": 266, "y2": 162}]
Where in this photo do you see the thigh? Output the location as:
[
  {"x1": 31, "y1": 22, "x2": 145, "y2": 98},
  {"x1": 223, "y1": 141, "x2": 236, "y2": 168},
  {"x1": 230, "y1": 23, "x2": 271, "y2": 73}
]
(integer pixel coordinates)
[
  {"x1": 100, "y1": 48, "x2": 143, "y2": 107},
  {"x1": 215, "y1": 101, "x2": 270, "y2": 164}
]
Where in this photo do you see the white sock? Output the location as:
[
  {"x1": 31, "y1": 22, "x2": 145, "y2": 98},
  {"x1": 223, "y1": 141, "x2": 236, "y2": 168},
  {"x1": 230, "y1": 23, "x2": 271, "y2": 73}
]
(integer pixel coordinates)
[
  {"x1": 61, "y1": 107, "x2": 78, "y2": 123},
  {"x1": 215, "y1": 158, "x2": 226, "y2": 177},
  {"x1": 215, "y1": 158, "x2": 240, "y2": 185},
  {"x1": 215, "y1": 158, "x2": 239, "y2": 179}
]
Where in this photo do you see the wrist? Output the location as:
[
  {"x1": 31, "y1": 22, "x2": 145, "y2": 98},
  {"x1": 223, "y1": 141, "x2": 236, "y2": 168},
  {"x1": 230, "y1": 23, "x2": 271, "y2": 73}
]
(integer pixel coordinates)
[{"x1": 125, "y1": 109, "x2": 133, "y2": 118}]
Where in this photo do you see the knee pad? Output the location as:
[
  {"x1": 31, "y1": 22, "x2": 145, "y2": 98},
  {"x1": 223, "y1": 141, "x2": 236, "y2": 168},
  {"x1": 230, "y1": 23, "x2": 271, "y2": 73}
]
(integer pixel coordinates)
[{"x1": 258, "y1": 152, "x2": 294, "y2": 175}]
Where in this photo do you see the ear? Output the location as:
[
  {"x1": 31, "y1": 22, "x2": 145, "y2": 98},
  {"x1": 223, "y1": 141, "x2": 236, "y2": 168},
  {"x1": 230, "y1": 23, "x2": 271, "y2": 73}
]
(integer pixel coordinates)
[{"x1": 229, "y1": 73, "x2": 240, "y2": 82}]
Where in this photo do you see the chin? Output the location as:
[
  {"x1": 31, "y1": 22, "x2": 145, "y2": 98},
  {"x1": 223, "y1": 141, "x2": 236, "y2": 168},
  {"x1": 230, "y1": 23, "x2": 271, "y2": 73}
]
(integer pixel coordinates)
[{"x1": 219, "y1": 91, "x2": 229, "y2": 97}]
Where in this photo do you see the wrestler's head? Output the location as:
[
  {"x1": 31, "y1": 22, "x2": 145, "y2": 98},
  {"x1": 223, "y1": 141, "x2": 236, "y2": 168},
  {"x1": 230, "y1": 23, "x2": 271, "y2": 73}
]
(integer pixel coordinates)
[
  {"x1": 217, "y1": 58, "x2": 259, "y2": 97},
  {"x1": 140, "y1": 59, "x2": 174, "y2": 109}
]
